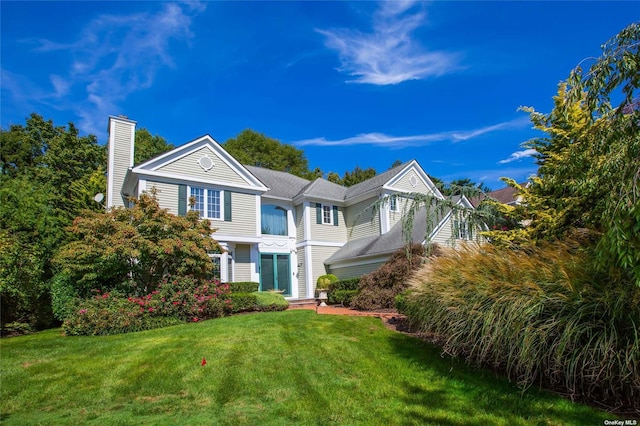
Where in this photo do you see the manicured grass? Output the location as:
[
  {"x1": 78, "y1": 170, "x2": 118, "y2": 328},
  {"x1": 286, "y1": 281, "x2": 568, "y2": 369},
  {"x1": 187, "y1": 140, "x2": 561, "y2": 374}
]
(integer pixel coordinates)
[{"x1": 1, "y1": 310, "x2": 608, "y2": 425}]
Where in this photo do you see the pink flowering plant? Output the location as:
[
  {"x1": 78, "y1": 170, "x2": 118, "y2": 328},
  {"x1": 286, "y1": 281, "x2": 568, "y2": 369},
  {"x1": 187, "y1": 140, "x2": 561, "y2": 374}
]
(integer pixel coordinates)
[{"x1": 62, "y1": 275, "x2": 232, "y2": 335}]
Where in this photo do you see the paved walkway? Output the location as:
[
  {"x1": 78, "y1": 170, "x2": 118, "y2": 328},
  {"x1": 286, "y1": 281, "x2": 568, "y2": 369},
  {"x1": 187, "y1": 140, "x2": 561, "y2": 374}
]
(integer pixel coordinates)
[{"x1": 287, "y1": 302, "x2": 405, "y2": 321}]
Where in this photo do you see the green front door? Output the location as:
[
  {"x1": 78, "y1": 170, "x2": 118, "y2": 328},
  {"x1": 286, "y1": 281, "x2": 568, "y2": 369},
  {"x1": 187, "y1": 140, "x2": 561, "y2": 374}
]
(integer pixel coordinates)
[{"x1": 260, "y1": 253, "x2": 291, "y2": 295}]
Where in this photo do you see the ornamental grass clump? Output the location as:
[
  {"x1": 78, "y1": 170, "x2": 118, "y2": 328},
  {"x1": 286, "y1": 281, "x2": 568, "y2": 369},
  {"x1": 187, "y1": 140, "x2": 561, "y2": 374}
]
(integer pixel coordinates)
[{"x1": 399, "y1": 240, "x2": 640, "y2": 413}]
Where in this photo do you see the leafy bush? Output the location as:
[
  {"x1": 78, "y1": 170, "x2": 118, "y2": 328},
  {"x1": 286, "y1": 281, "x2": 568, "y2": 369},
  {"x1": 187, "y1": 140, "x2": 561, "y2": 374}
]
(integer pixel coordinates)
[
  {"x1": 316, "y1": 274, "x2": 338, "y2": 290},
  {"x1": 255, "y1": 292, "x2": 289, "y2": 312},
  {"x1": 350, "y1": 244, "x2": 430, "y2": 310},
  {"x1": 327, "y1": 278, "x2": 360, "y2": 305},
  {"x1": 329, "y1": 290, "x2": 358, "y2": 306},
  {"x1": 229, "y1": 282, "x2": 260, "y2": 293},
  {"x1": 399, "y1": 241, "x2": 640, "y2": 412},
  {"x1": 62, "y1": 276, "x2": 231, "y2": 335},
  {"x1": 228, "y1": 293, "x2": 259, "y2": 313},
  {"x1": 1, "y1": 322, "x2": 33, "y2": 337},
  {"x1": 50, "y1": 273, "x2": 78, "y2": 321},
  {"x1": 62, "y1": 292, "x2": 182, "y2": 336}
]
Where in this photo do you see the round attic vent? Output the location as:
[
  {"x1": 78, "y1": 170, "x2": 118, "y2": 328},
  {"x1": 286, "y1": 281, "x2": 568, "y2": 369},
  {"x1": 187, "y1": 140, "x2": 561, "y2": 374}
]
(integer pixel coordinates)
[
  {"x1": 198, "y1": 155, "x2": 214, "y2": 172},
  {"x1": 409, "y1": 174, "x2": 418, "y2": 188}
]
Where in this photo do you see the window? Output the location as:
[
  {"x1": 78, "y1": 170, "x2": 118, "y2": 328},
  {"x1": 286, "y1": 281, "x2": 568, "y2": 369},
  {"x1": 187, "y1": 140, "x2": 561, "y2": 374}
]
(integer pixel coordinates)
[
  {"x1": 322, "y1": 204, "x2": 332, "y2": 225},
  {"x1": 261, "y1": 204, "x2": 288, "y2": 235},
  {"x1": 455, "y1": 219, "x2": 472, "y2": 240},
  {"x1": 190, "y1": 187, "x2": 221, "y2": 219},
  {"x1": 390, "y1": 195, "x2": 397, "y2": 212}
]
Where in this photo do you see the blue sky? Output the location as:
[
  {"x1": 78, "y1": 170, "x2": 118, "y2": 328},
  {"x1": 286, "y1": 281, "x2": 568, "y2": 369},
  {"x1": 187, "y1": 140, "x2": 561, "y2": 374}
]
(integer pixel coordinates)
[{"x1": 1, "y1": 1, "x2": 637, "y2": 189}]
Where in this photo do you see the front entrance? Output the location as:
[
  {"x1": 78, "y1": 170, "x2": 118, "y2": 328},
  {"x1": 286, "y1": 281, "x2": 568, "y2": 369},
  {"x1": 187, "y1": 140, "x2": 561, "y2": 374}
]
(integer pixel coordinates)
[{"x1": 259, "y1": 253, "x2": 291, "y2": 295}]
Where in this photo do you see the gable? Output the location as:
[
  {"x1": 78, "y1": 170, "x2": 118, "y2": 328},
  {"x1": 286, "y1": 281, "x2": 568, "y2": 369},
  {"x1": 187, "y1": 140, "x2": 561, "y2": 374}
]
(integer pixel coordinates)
[
  {"x1": 132, "y1": 136, "x2": 267, "y2": 191},
  {"x1": 385, "y1": 164, "x2": 442, "y2": 198}
]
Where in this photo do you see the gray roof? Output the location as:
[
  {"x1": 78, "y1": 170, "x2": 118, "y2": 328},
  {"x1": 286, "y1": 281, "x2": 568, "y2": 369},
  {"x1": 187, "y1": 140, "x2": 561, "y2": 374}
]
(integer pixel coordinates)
[
  {"x1": 246, "y1": 160, "x2": 432, "y2": 205},
  {"x1": 245, "y1": 165, "x2": 310, "y2": 200},
  {"x1": 325, "y1": 201, "x2": 449, "y2": 265},
  {"x1": 345, "y1": 161, "x2": 413, "y2": 199},
  {"x1": 298, "y1": 178, "x2": 348, "y2": 202}
]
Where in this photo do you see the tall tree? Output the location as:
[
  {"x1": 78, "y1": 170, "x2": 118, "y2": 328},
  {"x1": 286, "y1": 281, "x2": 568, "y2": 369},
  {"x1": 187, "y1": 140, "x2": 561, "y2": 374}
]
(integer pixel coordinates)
[
  {"x1": 134, "y1": 128, "x2": 174, "y2": 165},
  {"x1": 497, "y1": 23, "x2": 640, "y2": 285},
  {"x1": 224, "y1": 129, "x2": 312, "y2": 178},
  {"x1": 342, "y1": 166, "x2": 377, "y2": 187}
]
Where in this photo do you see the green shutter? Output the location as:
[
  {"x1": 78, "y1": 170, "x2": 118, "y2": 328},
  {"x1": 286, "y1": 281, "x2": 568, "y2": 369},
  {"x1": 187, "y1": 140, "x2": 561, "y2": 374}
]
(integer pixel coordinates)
[
  {"x1": 316, "y1": 203, "x2": 322, "y2": 224},
  {"x1": 178, "y1": 184, "x2": 187, "y2": 216},
  {"x1": 333, "y1": 205, "x2": 339, "y2": 226},
  {"x1": 224, "y1": 191, "x2": 232, "y2": 222}
]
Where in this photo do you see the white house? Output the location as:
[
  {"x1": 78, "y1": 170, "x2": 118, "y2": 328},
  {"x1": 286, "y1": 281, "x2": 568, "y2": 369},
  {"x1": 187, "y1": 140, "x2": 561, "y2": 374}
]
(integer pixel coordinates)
[{"x1": 106, "y1": 115, "x2": 478, "y2": 300}]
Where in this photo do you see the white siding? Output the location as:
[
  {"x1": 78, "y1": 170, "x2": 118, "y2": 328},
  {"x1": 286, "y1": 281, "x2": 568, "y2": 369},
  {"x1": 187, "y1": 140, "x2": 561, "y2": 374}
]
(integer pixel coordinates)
[
  {"x1": 148, "y1": 180, "x2": 179, "y2": 215},
  {"x1": 431, "y1": 215, "x2": 455, "y2": 247},
  {"x1": 207, "y1": 192, "x2": 258, "y2": 237},
  {"x1": 311, "y1": 246, "x2": 339, "y2": 291},
  {"x1": 110, "y1": 121, "x2": 133, "y2": 207},
  {"x1": 295, "y1": 205, "x2": 305, "y2": 242},
  {"x1": 159, "y1": 147, "x2": 247, "y2": 185},
  {"x1": 297, "y1": 249, "x2": 306, "y2": 297},
  {"x1": 389, "y1": 168, "x2": 434, "y2": 194},
  {"x1": 309, "y1": 206, "x2": 347, "y2": 242},
  {"x1": 234, "y1": 244, "x2": 252, "y2": 282},
  {"x1": 345, "y1": 197, "x2": 380, "y2": 241},
  {"x1": 388, "y1": 196, "x2": 413, "y2": 230}
]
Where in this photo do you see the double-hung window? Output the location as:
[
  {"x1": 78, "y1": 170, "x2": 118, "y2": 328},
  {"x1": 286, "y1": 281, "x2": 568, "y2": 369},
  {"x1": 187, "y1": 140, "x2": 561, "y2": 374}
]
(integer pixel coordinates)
[
  {"x1": 322, "y1": 204, "x2": 332, "y2": 225},
  {"x1": 190, "y1": 187, "x2": 221, "y2": 219},
  {"x1": 390, "y1": 195, "x2": 398, "y2": 212}
]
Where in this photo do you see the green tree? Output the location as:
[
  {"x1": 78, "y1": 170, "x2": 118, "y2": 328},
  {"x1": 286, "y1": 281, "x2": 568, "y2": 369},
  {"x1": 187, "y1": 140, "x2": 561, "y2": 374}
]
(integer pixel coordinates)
[
  {"x1": 224, "y1": 129, "x2": 312, "y2": 178},
  {"x1": 134, "y1": 128, "x2": 174, "y2": 165},
  {"x1": 342, "y1": 166, "x2": 377, "y2": 187},
  {"x1": 54, "y1": 191, "x2": 222, "y2": 298},
  {"x1": 500, "y1": 23, "x2": 640, "y2": 285}
]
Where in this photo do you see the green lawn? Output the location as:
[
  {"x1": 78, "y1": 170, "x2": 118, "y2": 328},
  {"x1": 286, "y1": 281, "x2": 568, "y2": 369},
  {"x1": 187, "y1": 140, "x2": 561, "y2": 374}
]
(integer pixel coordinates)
[{"x1": 1, "y1": 310, "x2": 608, "y2": 425}]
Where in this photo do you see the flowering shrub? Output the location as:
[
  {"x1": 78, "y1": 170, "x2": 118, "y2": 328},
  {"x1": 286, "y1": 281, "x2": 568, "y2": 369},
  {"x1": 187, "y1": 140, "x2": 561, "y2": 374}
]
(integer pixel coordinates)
[{"x1": 62, "y1": 276, "x2": 232, "y2": 335}]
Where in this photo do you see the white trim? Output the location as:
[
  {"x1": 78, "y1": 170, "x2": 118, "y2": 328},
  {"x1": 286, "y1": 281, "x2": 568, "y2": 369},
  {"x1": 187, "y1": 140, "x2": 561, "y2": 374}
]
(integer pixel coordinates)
[
  {"x1": 132, "y1": 135, "x2": 268, "y2": 190},
  {"x1": 320, "y1": 203, "x2": 334, "y2": 225},
  {"x1": 304, "y1": 244, "x2": 313, "y2": 298},
  {"x1": 138, "y1": 179, "x2": 147, "y2": 196},
  {"x1": 187, "y1": 185, "x2": 224, "y2": 221},
  {"x1": 212, "y1": 235, "x2": 264, "y2": 244},
  {"x1": 383, "y1": 161, "x2": 445, "y2": 200},
  {"x1": 133, "y1": 169, "x2": 266, "y2": 193},
  {"x1": 290, "y1": 251, "x2": 299, "y2": 298},
  {"x1": 255, "y1": 195, "x2": 262, "y2": 236},
  {"x1": 249, "y1": 244, "x2": 260, "y2": 282},
  {"x1": 303, "y1": 201, "x2": 311, "y2": 241},
  {"x1": 379, "y1": 194, "x2": 390, "y2": 234},
  {"x1": 106, "y1": 119, "x2": 116, "y2": 209},
  {"x1": 296, "y1": 241, "x2": 345, "y2": 248}
]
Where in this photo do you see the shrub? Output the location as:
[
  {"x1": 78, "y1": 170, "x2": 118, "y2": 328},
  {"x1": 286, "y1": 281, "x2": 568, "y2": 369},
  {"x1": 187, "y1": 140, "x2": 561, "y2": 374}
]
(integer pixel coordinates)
[
  {"x1": 50, "y1": 273, "x2": 79, "y2": 321},
  {"x1": 350, "y1": 244, "x2": 430, "y2": 310},
  {"x1": 327, "y1": 278, "x2": 360, "y2": 305},
  {"x1": 316, "y1": 274, "x2": 338, "y2": 290},
  {"x1": 255, "y1": 292, "x2": 289, "y2": 312},
  {"x1": 62, "y1": 292, "x2": 182, "y2": 336},
  {"x1": 62, "y1": 276, "x2": 231, "y2": 335},
  {"x1": 329, "y1": 290, "x2": 358, "y2": 306},
  {"x1": 399, "y1": 241, "x2": 640, "y2": 413},
  {"x1": 228, "y1": 293, "x2": 259, "y2": 313},
  {"x1": 229, "y1": 282, "x2": 260, "y2": 293}
]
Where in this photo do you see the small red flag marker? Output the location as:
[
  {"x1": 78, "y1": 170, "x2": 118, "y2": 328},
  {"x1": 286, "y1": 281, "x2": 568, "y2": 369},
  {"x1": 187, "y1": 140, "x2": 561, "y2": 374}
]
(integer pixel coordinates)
[{"x1": 201, "y1": 357, "x2": 207, "y2": 366}]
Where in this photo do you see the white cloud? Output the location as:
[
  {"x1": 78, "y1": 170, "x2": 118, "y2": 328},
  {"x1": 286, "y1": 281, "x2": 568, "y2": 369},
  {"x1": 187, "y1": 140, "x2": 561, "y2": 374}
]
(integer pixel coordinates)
[
  {"x1": 498, "y1": 148, "x2": 537, "y2": 164},
  {"x1": 293, "y1": 117, "x2": 530, "y2": 148},
  {"x1": 317, "y1": 1, "x2": 459, "y2": 85},
  {"x1": 9, "y1": 2, "x2": 204, "y2": 136}
]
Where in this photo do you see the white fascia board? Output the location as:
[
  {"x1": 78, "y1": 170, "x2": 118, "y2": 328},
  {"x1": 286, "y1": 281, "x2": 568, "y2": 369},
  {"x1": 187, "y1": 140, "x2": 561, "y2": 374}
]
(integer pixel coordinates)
[
  {"x1": 428, "y1": 209, "x2": 454, "y2": 241},
  {"x1": 133, "y1": 170, "x2": 267, "y2": 194}
]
